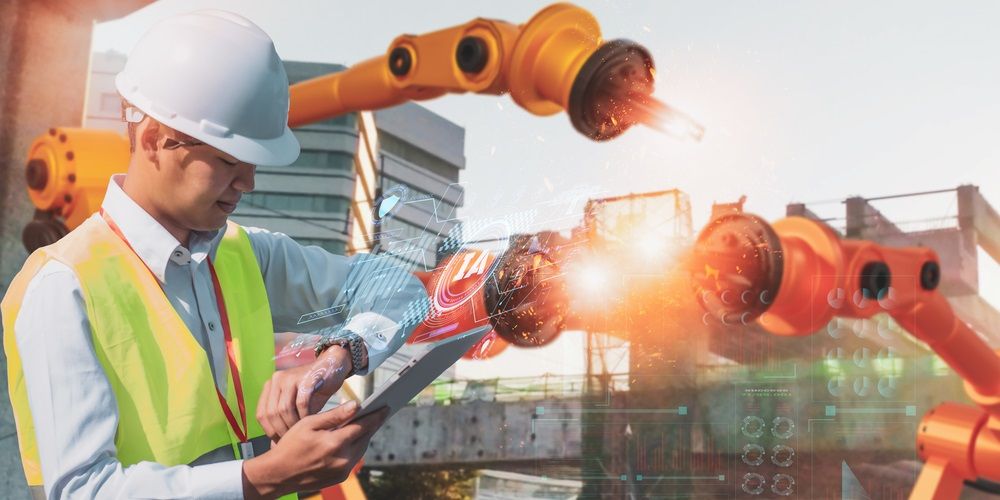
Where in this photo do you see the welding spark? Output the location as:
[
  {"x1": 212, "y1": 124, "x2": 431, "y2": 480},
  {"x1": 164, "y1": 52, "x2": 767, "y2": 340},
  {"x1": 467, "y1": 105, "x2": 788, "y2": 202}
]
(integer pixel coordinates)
[{"x1": 631, "y1": 95, "x2": 706, "y2": 142}]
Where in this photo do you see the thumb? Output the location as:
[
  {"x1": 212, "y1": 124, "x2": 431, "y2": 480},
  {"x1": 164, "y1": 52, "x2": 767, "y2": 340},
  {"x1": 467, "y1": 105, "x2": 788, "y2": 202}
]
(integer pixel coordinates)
[{"x1": 307, "y1": 400, "x2": 360, "y2": 430}]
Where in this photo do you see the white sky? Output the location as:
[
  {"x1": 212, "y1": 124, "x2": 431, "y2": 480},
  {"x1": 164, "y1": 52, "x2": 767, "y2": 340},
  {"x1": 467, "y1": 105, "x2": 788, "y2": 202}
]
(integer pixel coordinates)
[{"x1": 92, "y1": 0, "x2": 1000, "y2": 379}]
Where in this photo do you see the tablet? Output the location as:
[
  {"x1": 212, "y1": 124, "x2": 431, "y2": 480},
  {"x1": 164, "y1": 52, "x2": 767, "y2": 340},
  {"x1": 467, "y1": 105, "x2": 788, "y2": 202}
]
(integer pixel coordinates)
[{"x1": 349, "y1": 325, "x2": 492, "y2": 422}]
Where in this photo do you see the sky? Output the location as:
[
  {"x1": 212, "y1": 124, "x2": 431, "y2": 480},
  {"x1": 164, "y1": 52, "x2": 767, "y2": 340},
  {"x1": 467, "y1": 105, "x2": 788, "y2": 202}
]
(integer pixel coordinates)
[{"x1": 91, "y1": 0, "x2": 1000, "y2": 379}]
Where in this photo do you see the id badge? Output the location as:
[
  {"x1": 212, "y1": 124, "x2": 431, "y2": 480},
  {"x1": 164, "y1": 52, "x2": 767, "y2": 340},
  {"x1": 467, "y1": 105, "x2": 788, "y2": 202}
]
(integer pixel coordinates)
[{"x1": 240, "y1": 441, "x2": 255, "y2": 459}]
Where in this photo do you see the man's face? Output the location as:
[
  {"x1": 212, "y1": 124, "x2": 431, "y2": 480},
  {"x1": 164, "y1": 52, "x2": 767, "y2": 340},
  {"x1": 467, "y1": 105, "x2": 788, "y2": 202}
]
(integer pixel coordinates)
[{"x1": 147, "y1": 124, "x2": 256, "y2": 232}]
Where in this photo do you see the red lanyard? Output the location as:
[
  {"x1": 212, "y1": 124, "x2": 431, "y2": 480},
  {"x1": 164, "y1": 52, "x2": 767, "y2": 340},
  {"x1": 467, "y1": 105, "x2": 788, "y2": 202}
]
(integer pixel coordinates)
[
  {"x1": 207, "y1": 260, "x2": 249, "y2": 444},
  {"x1": 100, "y1": 210, "x2": 250, "y2": 448}
]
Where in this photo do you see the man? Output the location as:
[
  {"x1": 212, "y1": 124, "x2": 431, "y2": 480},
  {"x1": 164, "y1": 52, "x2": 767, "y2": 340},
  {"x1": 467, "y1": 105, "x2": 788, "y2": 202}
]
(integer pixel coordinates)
[{"x1": 1, "y1": 10, "x2": 425, "y2": 499}]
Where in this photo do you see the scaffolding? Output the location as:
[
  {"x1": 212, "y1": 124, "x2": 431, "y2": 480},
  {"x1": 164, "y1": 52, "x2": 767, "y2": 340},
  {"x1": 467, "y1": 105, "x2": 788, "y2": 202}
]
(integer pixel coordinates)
[{"x1": 578, "y1": 189, "x2": 694, "y2": 499}]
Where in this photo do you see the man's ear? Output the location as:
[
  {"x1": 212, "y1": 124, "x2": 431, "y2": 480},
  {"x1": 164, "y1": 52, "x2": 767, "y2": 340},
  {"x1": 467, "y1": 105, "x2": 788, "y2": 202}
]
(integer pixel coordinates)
[{"x1": 138, "y1": 119, "x2": 161, "y2": 165}]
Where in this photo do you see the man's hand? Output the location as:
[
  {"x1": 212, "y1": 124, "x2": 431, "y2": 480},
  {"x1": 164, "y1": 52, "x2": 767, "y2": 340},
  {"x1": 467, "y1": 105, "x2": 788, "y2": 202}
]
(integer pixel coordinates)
[
  {"x1": 257, "y1": 346, "x2": 351, "y2": 441},
  {"x1": 242, "y1": 401, "x2": 390, "y2": 499}
]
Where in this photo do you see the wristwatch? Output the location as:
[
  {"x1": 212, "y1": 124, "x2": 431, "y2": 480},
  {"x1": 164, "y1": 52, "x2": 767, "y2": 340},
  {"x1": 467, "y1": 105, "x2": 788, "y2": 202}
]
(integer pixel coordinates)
[{"x1": 314, "y1": 332, "x2": 367, "y2": 377}]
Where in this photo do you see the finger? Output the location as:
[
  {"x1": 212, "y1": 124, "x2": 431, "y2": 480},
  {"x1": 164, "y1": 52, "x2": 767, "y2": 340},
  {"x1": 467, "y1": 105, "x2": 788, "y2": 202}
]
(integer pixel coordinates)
[
  {"x1": 333, "y1": 422, "x2": 366, "y2": 443},
  {"x1": 309, "y1": 376, "x2": 343, "y2": 415},
  {"x1": 295, "y1": 372, "x2": 312, "y2": 419},
  {"x1": 275, "y1": 382, "x2": 299, "y2": 437},
  {"x1": 257, "y1": 380, "x2": 275, "y2": 439},
  {"x1": 336, "y1": 407, "x2": 389, "y2": 443},
  {"x1": 307, "y1": 400, "x2": 360, "y2": 430},
  {"x1": 266, "y1": 380, "x2": 290, "y2": 438}
]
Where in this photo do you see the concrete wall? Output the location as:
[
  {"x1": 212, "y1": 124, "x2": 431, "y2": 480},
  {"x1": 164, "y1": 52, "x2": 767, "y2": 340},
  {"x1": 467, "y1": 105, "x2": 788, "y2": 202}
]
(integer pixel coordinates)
[{"x1": 367, "y1": 399, "x2": 582, "y2": 467}]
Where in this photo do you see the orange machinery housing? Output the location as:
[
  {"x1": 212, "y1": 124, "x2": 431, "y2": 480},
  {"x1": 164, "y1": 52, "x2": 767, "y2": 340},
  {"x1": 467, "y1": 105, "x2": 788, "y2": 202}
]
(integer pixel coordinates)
[{"x1": 691, "y1": 213, "x2": 1000, "y2": 500}]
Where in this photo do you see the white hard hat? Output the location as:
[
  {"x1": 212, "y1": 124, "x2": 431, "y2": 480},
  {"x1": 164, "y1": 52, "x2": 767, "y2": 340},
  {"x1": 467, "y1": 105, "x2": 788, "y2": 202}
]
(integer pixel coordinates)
[{"x1": 115, "y1": 10, "x2": 300, "y2": 166}]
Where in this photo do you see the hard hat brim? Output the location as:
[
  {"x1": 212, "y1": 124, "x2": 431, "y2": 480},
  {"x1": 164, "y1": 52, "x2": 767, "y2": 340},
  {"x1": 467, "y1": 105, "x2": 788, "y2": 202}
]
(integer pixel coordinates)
[
  {"x1": 201, "y1": 125, "x2": 301, "y2": 167},
  {"x1": 116, "y1": 72, "x2": 301, "y2": 167}
]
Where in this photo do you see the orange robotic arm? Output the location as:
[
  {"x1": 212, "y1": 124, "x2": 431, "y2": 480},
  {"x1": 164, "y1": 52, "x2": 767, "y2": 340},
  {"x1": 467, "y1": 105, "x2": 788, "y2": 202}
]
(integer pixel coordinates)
[
  {"x1": 692, "y1": 214, "x2": 1000, "y2": 500},
  {"x1": 407, "y1": 241, "x2": 568, "y2": 359},
  {"x1": 289, "y1": 2, "x2": 683, "y2": 142},
  {"x1": 21, "y1": 127, "x2": 129, "y2": 251}
]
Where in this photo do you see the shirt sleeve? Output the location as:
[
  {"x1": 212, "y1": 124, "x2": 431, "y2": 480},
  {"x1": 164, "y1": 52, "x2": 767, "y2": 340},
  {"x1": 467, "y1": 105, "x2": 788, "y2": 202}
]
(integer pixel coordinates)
[
  {"x1": 13, "y1": 261, "x2": 245, "y2": 499},
  {"x1": 244, "y1": 226, "x2": 428, "y2": 374}
]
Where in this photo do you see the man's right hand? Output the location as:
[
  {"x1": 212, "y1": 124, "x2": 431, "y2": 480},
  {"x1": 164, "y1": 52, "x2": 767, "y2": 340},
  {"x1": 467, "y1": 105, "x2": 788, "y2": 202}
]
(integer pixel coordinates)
[{"x1": 241, "y1": 400, "x2": 389, "y2": 499}]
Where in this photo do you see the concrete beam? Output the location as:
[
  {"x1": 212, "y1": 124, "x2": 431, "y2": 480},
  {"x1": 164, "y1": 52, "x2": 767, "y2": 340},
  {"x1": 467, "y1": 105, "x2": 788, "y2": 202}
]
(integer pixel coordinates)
[
  {"x1": 366, "y1": 399, "x2": 582, "y2": 467},
  {"x1": 948, "y1": 293, "x2": 1000, "y2": 347},
  {"x1": 845, "y1": 196, "x2": 904, "y2": 239},
  {"x1": 786, "y1": 202, "x2": 821, "y2": 221},
  {"x1": 878, "y1": 228, "x2": 979, "y2": 296},
  {"x1": 958, "y1": 184, "x2": 1000, "y2": 265}
]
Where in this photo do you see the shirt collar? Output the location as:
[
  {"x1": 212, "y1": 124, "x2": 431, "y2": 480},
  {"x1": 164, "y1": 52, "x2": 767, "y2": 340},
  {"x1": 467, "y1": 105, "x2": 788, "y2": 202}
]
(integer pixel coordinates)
[{"x1": 101, "y1": 174, "x2": 225, "y2": 282}]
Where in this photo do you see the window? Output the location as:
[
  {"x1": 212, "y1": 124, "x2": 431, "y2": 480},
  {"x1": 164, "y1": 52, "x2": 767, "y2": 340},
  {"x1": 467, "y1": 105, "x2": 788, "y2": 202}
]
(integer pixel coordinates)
[
  {"x1": 242, "y1": 192, "x2": 349, "y2": 214},
  {"x1": 315, "y1": 113, "x2": 356, "y2": 128},
  {"x1": 379, "y1": 133, "x2": 459, "y2": 178},
  {"x1": 290, "y1": 149, "x2": 354, "y2": 171}
]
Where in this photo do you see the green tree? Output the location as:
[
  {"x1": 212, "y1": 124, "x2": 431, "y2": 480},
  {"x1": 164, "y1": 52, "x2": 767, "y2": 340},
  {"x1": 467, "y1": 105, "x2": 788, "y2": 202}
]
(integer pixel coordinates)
[{"x1": 361, "y1": 468, "x2": 477, "y2": 500}]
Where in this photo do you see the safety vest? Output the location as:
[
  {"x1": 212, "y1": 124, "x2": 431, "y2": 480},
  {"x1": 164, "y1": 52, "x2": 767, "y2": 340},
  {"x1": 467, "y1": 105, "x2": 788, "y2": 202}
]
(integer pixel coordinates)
[{"x1": 2, "y1": 214, "x2": 274, "y2": 493}]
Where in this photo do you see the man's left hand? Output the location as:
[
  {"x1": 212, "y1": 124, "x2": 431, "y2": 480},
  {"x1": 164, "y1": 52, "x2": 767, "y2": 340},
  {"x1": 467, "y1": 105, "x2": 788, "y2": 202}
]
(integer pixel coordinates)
[{"x1": 257, "y1": 346, "x2": 352, "y2": 441}]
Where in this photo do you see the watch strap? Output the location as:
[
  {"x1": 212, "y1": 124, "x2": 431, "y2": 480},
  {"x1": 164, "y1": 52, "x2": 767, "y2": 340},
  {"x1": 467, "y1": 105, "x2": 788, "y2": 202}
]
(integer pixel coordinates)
[{"x1": 314, "y1": 332, "x2": 366, "y2": 376}]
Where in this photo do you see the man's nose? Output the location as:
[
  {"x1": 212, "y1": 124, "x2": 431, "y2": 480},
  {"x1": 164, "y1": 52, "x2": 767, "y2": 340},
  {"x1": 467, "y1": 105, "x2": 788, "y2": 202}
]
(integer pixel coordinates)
[{"x1": 233, "y1": 164, "x2": 256, "y2": 193}]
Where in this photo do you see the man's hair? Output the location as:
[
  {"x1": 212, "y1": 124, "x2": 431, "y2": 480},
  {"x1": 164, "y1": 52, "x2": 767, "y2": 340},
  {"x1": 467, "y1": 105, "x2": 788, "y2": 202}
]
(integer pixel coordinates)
[
  {"x1": 120, "y1": 96, "x2": 138, "y2": 153},
  {"x1": 121, "y1": 97, "x2": 193, "y2": 152}
]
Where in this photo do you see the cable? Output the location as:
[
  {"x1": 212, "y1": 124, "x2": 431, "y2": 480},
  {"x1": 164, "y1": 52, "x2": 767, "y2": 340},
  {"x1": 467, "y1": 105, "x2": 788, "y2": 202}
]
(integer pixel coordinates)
[{"x1": 965, "y1": 478, "x2": 1000, "y2": 495}]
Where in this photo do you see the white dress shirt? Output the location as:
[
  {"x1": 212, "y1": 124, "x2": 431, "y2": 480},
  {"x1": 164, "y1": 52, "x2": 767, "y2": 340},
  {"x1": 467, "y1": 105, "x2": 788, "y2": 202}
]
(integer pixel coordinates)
[{"x1": 11, "y1": 174, "x2": 427, "y2": 499}]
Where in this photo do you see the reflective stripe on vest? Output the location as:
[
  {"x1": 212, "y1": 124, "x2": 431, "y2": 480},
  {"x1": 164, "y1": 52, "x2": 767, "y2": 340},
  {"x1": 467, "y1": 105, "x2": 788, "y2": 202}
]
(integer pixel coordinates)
[{"x1": 2, "y1": 214, "x2": 274, "y2": 487}]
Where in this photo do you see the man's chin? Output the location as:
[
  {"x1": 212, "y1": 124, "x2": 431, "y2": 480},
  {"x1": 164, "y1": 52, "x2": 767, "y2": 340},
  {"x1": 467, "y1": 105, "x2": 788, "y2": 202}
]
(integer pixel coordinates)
[{"x1": 192, "y1": 214, "x2": 229, "y2": 233}]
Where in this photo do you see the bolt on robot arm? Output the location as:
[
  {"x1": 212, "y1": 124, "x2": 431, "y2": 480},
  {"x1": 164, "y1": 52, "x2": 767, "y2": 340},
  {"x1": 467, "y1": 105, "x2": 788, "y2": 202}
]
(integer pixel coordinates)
[{"x1": 690, "y1": 213, "x2": 1000, "y2": 500}]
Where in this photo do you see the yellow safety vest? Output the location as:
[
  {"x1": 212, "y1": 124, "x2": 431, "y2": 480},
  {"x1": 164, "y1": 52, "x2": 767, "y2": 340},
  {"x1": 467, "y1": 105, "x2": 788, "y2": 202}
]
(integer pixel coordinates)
[{"x1": 2, "y1": 214, "x2": 274, "y2": 491}]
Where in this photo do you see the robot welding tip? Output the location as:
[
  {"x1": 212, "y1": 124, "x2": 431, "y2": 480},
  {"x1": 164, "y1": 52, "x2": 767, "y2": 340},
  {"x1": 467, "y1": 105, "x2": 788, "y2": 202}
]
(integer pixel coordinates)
[
  {"x1": 567, "y1": 38, "x2": 705, "y2": 142},
  {"x1": 632, "y1": 95, "x2": 706, "y2": 143}
]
